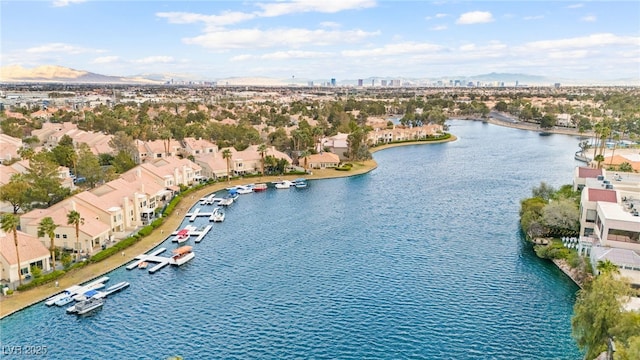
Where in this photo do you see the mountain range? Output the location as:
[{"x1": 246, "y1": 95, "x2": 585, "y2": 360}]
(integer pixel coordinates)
[{"x1": 1, "y1": 65, "x2": 637, "y2": 87}]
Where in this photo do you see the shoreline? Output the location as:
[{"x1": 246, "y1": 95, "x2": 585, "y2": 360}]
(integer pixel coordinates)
[{"x1": 0, "y1": 135, "x2": 456, "y2": 319}]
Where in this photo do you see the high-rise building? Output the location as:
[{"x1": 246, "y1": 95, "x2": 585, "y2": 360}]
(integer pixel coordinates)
[
  {"x1": 358, "y1": 79, "x2": 363, "y2": 87},
  {"x1": 331, "y1": 78, "x2": 336, "y2": 86},
  {"x1": 381, "y1": 80, "x2": 388, "y2": 86},
  {"x1": 308, "y1": 81, "x2": 314, "y2": 87},
  {"x1": 371, "y1": 79, "x2": 375, "y2": 87}
]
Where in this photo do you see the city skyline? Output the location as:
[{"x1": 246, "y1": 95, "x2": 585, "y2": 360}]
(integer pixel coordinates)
[{"x1": 1, "y1": 1, "x2": 639, "y2": 82}]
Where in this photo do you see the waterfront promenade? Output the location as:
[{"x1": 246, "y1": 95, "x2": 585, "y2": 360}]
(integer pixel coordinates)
[{"x1": 0, "y1": 136, "x2": 455, "y2": 318}]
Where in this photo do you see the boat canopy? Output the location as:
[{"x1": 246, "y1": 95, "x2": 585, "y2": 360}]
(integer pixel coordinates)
[
  {"x1": 177, "y1": 229, "x2": 189, "y2": 236},
  {"x1": 84, "y1": 289, "x2": 99, "y2": 297},
  {"x1": 173, "y1": 246, "x2": 193, "y2": 255}
]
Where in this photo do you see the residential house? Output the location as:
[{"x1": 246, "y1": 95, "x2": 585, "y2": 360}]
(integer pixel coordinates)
[
  {"x1": 318, "y1": 133, "x2": 349, "y2": 160},
  {"x1": 20, "y1": 200, "x2": 111, "y2": 255},
  {"x1": 0, "y1": 229, "x2": 51, "y2": 288},
  {"x1": 134, "y1": 139, "x2": 182, "y2": 163},
  {"x1": 367, "y1": 124, "x2": 443, "y2": 145},
  {"x1": 0, "y1": 134, "x2": 22, "y2": 164},
  {"x1": 181, "y1": 137, "x2": 218, "y2": 157},
  {"x1": 303, "y1": 152, "x2": 341, "y2": 169}
]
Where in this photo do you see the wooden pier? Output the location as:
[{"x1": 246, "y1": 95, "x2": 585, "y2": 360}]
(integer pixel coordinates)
[
  {"x1": 185, "y1": 208, "x2": 216, "y2": 221},
  {"x1": 126, "y1": 247, "x2": 171, "y2": 274}
]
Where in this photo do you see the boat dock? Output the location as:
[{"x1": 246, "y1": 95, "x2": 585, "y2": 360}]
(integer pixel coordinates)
[
  {"x1": 170, "y1": 224, "x2": 213, "y2": 243},
  {"x1": 194, "y1": 225, "x2": 212, "y2": 243},
  {"x1": 185, "y1": 208, "x2": 217, "y2": 221},
  {"x1": 126, "y1": 247, "x2": 171, "y2": 274}
]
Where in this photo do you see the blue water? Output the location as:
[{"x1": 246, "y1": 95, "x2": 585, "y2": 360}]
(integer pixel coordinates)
[{"x1": 1, "y1": 121, "x2": 582, "y2": 359}]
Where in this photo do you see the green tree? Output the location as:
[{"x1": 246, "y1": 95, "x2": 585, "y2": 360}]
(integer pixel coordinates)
[
  {"x1": 541, "y1": 198, "x2": 580, "y2": 236},
  {"x1": 76, "y1": 143, "x2": 103, "y2": 188},
  {"x1": 594, "y1": 154, "x2": 605, "y2": 169},
  {"x1": 0, "y1": 176, "x2": 30, "y2": 214},
  {"x1": 539, "y1": 114, "x2": 556, "y2": 129},
  {"x1": 37, "y1": 216, "x2": 58, "y2": 270},
  {"x1": 67, "y1": 210, "x2": 84, "y2": 261},
  {"x1": 618, "y1": 162, "x2": 633, "y2": 172},
  {"x1": 1, "y1": 214, "x2": 22, "y2": 285},
  {"x1": 108, "y1": 131, "x2": 137, "y2": 157},
  {"x1": 222, "y1": 149, "x2": 232, "y2": 182},
  {"x1": 24, "y1": 151, "x2": 68, "y2": 207},
  {"x1": 257, "y1": 144, "x2": 268, "y2": 176},
  {"x1": 596, "y1": 259, "x2": 619, "y2": 275},
  {"x1": 572, "y1": 271, "x2": 633, "y2": 359},
  {"x1": 531, "y1": 182, "x2": 555, "y2": 201},
  {"x1": 112, "y1": 150, "x2": 136, "y2": 174}
]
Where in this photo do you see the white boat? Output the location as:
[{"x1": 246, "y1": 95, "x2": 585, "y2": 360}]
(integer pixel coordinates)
[
  {"x1": 211, "y1": 208, "x2": 225, "y2": 222},
  {"x1": 293, "y1": 178, "x2": 308, "y2": 188},
  {"x1": 72, "y1": 282, "x2": 106, "y2": 301},
  {"x1": 253, "y1": 183, "x2": 267, "y2": 192},
  {"x1": 51, "y1": 276, "x2": 109, "y2": 307},
  {"x1": 169, "y1": 246, "x2": 195, "y2": 266},
  {"x1": 274, "y1": 180, "x2": 293, "y2": 189},
  {"x1": 54, "y1": 294, "x2": 75, "y2": 306},
  {"x1": 218, "y1": 196, "x2": 234, "y2": 206},
  {"x1": 71, "y1": 298, "x2": 105, "y2": 315},
  {"x1": 45, "y1": 285, "x2": 82, "y2": 306},
  {"x1": 173, "y1": 225, "x2": 196, "y2": 243},
  {"x1": 236, "y1": 185, "x2": 253, "y2": 194}
]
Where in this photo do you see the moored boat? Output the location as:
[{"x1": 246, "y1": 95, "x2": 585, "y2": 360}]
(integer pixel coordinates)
[
  {"x1": 169, "y1": 246, "x2": 195, "y2": 266},
  {"x1": 138, "y1": 261, "x2": 149, "y2": 269},
  {"x1": 211, "y1": 208, "x2": 225, "y2": 222},
  {"x1": 293, "y1": 178, "x2": 308, "y2": 188},
  {"x1": 72, "y1": 298, "x2": 105, "y2": 315},
  {"x1": 253, "y1": 183, "x2": 267, "y2": 192},
  {"x1": 274, "y1": 180, "x2": 293, "y2": 189}
]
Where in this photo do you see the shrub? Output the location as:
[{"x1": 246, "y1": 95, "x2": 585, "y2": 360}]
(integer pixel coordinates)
[
  {"x1": 30, "y1": 265, "x2": 43, "y2": 279},
  {"x1": 17, "y1": 270, "x2": 66, "y2": 291},
  {"x1": 6, "y1": 289, "x2": 14, "y2": 295},
  {"x1": 137, "y1": 225, "x2": 154, "y2": 237},
  {"x1": 150, "y1": 218, "x2": 163, "y2": 229}
]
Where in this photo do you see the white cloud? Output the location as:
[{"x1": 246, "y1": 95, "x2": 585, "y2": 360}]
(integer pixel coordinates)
[
  {"x1": 567, "y1": 3, "x2": 584, "y2": 9},
  {"x1": 25, "y1": 43, "x2": 103, "y2": 54},
  {"x1": 262, "y1": 51, "x2": 332, "y2": 60},
  {"x1": 523, "y1": 15, "x2": 544, "y2": 21},
  {"x1": 52, "y1": 0, "x2": 86, "y2": 7},
  {"x1": 133, "y1": 56, "x2": 175, "y2": 64},
  {"x1": 430, "y1": 25, "x2": 448, "y2": 31},
  {"x1": 456, "y1": 11, "x2": 494, "y2": 25},
  {"x1": 91, "y1": 56, "x2": 120, "y2": 64},
  {"x1": 435, "y1": 13, "x2": 448, "y2": 18},
  {"x1": 230, "y1": 54, "x2": 254, "y2": 62},
  {"x1": 156, "y1": 11, "x2": 256, "y2": 30},
  {"x1": 255, "y1": 0, "x2": 376, "y2": 17},
  {"x1": 342, "y1": 42, "x2": 443, "y2": 57},
  {"x1": 521, "y1": 33, "x2": 639, "y2": 51},
  {"x1": 547, "y1": 50, "x2": 591, "y2": 59},
  {"x1": 184, "y1": 28, "x2": 379, "y2": 49},
  {"x1": 581, "y1": 15, "x2": 597, "y2": 22},
  {"x1": 320, "y1": 21, "x2": 341, "y2": 29}
]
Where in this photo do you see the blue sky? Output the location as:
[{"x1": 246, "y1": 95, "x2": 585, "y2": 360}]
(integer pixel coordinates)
[{"x1": 1, "y1": 1, "x2": 639, "y2": 81}]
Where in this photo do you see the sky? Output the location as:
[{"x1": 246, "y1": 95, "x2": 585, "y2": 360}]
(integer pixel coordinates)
[{"x1": 1, "y1": 0, "x2": 639, "y2": 82}]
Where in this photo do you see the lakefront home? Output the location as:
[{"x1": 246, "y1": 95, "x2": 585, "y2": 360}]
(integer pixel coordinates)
[{"x1": 0, "y1": 229, "x2": 51, "y2": 289}]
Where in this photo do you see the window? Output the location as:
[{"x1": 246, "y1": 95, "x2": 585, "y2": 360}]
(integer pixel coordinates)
[
  {"x1": 62, "y1": 234, "x2": 67, "y2": 239},
  {"x1": 585, "y1": 209, "x2": 597, "y2": 223},
  {"x1": 55, "y1": 234, "x2": 60, "y2": 238},
  {"x1": 20, "y1": 267, "x2": 29, "y2": 275}
]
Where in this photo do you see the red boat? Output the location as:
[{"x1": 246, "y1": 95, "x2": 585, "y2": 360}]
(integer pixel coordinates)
[{"x1": 253, "y1": 183, "x2": 268, "y2": 192}]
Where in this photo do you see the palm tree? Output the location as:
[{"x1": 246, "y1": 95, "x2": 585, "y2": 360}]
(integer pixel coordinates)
[
  {"x1": 594, "y1": 154, "x2": 605, "y2": 169},
  {"x1": 299, "y1": 150, "x2": 310, "y2": 172},
  {"x1": 67, "y1": 210, "x2": 84, "y2": 261},
  {"x1": 257, "y1": 144, "x2": 268, "y2": 176},
  {"x1": 608, "y1": 133, "x2": 621, "y2": 166},
  {"x1": 38, "y1": 217, "x2": 58, "y2": 270},
  {"x1": 222, "y1": 149, "x2": 232, "y2": 183},
  {"x1": 1, "y1": 214, "x2": 23, "y2": 285},
  {"x1": 596, "y1": 259, "x2": 619, "y2": 275}
]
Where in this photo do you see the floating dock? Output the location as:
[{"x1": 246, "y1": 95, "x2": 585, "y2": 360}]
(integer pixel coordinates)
[
  {"x1": 194, "y1": 225, "x2": 213, "y2": 243},
  {"x1": 126, "y1": 248, "x2": 171, "y2": 274},
  {"x1": 170, "y1": 224, "x2": 213, "y2": 243},
  {"x1": 185, "y1": 208, "x2": 217, "y2": 221}
]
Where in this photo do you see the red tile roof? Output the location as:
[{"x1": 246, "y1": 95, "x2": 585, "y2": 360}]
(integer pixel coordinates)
[
  {"x1": 578, "y1": 167, "x2": 603, "y2": 179},
  {"x1": 587, "y1": 188, "x2": 617, "y2": 203}
]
